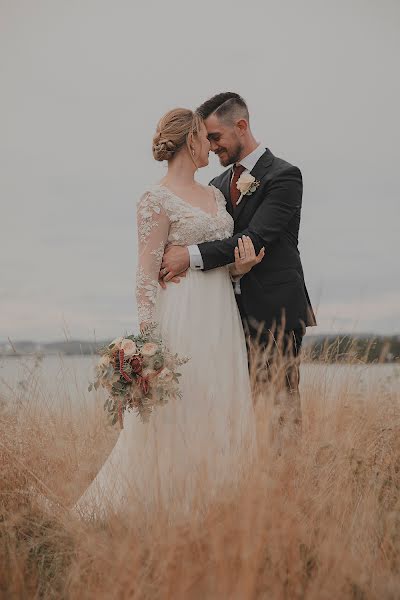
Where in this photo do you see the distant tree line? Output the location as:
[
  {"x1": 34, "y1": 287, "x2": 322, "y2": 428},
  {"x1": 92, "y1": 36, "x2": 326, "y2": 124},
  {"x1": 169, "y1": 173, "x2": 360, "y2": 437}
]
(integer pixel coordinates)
[{"x1": 305, "y1": 335, "x2": 400, "y2": 364}]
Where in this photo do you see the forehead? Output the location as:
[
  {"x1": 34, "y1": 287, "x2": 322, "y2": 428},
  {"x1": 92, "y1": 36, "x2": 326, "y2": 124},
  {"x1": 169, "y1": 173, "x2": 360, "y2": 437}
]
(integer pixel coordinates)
[{"x1": 204, "y1": 113, "x2": 228, "y2": 134}]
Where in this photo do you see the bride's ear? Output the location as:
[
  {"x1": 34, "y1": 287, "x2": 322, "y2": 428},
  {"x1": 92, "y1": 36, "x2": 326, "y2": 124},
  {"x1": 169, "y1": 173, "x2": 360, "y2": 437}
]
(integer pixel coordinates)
[{"x1": 188, "y1": 132, "x2": 195, "y2": 156}]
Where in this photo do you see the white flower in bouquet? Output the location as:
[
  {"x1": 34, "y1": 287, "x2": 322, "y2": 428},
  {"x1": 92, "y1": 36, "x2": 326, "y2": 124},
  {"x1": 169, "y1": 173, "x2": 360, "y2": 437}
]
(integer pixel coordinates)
[
  {"x1": 109, "y1": 336, "x2": 124, "y2": 350},
  {"x1": 120, "y1": 339, "x2": 137, "y2": 356},
  {"x1": 96, "y1": 354, "x2": 111, "y2": 377},
  {"x1": 141, "y1": 342, "x2": 158, "y2": 357},
  {"x1": 98, "y1": 354, "x2": 111, "y2": 368}
]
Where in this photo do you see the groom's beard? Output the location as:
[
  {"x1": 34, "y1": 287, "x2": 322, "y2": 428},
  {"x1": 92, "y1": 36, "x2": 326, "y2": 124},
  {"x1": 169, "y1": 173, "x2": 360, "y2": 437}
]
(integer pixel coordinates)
[{"x1": 215, "y1": 142, "x2": 244, "y2": 167}]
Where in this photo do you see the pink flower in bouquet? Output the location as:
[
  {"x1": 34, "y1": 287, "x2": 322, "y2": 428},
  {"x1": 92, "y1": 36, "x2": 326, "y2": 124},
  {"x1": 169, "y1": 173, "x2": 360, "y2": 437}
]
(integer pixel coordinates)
[
  {"x1": 157, "y1": 367, "x2": 174, "y2": 383},
  {"x1": 141, "y1": 342, "x2": 158, "y2": 357},
  {"x1": 120, "y1": 339, "x2": 137, "y2": 357}
]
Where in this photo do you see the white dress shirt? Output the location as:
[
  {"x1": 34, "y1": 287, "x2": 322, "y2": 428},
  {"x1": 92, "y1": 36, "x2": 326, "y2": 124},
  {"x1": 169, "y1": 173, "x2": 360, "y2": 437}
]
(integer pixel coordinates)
[{"x1": 188, "y1": 143, "x2": 265, "y2": 294}]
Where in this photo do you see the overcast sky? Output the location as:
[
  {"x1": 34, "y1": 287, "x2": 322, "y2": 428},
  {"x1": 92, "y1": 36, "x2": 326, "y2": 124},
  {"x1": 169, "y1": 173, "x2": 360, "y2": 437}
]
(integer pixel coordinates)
[{"x1": 1, "y1": 0, "x2": 399, "y2": 343}]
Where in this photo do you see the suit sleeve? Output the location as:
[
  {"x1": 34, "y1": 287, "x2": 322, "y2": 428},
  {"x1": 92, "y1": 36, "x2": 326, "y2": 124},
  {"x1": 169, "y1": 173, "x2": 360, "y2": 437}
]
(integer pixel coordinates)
[{"x1": 198, "y1": 166, "x2": 302, "y2": 271}]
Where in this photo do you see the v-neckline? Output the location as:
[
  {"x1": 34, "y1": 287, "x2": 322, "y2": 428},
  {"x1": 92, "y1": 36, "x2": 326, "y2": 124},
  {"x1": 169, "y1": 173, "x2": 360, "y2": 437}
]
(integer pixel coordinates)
[{"x1": 156, "y1": 184, "x2": 220, "y2": 218}]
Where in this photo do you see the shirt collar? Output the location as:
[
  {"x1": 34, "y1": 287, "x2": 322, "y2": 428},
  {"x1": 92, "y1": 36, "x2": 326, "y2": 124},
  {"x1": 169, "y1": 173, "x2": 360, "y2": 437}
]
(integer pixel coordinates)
[{"x1": 236, "y1": 143, "x2": 265, "y2": 172}]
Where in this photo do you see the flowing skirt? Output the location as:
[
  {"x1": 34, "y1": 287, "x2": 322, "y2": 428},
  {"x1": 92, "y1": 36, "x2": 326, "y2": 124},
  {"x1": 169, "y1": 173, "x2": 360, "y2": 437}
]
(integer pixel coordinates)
[{"x1": 72, "y1": 267, "x2": 256, "y2": 522}]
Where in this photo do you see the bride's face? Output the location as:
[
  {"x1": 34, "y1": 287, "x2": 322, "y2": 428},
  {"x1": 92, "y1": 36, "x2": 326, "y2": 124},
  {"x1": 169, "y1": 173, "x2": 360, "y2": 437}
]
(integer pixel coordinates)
[{"x1": 191, "y1": 122, "x2": 211, "y2": 168}]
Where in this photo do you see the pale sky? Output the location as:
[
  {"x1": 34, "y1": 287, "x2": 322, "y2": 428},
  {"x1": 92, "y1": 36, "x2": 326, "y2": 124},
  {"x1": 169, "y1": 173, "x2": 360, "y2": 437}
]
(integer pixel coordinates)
[{"x1": 1, "y1": 0, "x2": 399, "y2": 342}]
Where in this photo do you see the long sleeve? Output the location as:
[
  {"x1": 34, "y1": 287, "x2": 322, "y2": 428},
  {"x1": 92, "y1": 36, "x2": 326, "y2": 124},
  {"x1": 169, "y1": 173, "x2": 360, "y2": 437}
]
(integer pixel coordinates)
[
  {"x1": 198, "y1": 166, "x2": 302, "y2": 271},
  {"x1": 136, "y1": 191, "x2": 170, "y2": 326}
]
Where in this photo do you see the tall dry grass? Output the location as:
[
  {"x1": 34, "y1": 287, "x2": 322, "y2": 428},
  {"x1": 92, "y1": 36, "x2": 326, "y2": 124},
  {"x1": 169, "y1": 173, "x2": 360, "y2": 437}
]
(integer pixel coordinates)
[{"x1": 0, "y1": 347, "x2": 399, "y2": 599}]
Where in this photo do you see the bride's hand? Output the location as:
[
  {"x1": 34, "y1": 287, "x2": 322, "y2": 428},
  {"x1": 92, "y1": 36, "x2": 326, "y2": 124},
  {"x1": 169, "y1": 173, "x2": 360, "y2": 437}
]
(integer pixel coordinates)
[{"x1": 231, "y1": 236, "x2": 265, "y2": 275}]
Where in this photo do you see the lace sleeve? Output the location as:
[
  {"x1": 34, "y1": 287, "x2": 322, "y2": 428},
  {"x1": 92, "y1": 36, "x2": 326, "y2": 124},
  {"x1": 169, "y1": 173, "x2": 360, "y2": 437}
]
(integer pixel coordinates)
[{"x1": 136, "y1": 190, "x2": 170, "y2": 327}]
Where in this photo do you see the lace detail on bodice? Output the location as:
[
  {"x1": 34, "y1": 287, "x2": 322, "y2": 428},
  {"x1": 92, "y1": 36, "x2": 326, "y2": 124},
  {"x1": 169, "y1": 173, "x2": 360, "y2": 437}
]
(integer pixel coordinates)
[
  {"x1": 141, "y1": 185, "x2": 233, "y2": 246},
  {"x1": 136, "y1": 184, "x2": 233, "y2": 324}
]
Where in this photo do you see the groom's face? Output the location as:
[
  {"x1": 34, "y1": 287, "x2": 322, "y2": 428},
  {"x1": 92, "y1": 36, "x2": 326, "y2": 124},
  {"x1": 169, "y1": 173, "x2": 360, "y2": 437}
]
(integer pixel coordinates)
[{"x1": 204, "y1": 114, "x2": 244, "y2": 167}]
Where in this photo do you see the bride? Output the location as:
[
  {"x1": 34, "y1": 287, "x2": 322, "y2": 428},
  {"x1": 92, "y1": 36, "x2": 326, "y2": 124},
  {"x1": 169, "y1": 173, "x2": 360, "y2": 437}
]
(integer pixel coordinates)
[{"x1": 72, "y1": 108, "x2": 264, "y2": 521}]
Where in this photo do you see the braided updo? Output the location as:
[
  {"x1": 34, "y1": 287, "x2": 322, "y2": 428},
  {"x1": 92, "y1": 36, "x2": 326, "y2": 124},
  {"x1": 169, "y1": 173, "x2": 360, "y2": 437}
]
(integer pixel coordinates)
[{"x1": 152, "y1": 108, "x2": 203, "y2": 162}]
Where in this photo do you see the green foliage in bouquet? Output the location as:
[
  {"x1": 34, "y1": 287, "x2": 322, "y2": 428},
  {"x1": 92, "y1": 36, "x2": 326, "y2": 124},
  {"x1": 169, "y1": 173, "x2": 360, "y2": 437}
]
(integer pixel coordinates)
[{"x1": 88, "y1": 323, "x2": 189, "y2": 426}]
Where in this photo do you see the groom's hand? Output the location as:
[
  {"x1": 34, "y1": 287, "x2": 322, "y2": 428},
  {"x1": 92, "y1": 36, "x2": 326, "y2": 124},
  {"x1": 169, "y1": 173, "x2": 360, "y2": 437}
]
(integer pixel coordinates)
[
  {"x1": 158, "y1": 270, "x2": 187, "y2": 289},
  {"x1": 159, "y1": 245, "x2": 190, "y2": 286}
]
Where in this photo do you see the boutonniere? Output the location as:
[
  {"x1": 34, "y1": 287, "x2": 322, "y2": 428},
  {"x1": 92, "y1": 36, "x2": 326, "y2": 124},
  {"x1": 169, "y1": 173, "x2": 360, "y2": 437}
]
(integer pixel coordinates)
[{"x1": 236, "y1": 173, "x2": 261, "y2": 205}]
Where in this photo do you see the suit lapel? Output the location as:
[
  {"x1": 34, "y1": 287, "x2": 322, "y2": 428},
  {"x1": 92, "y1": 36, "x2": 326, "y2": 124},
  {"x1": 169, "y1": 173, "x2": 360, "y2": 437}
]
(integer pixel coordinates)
[{"x1": 234, "y1": 148, "x2": 274, "y2": 221}]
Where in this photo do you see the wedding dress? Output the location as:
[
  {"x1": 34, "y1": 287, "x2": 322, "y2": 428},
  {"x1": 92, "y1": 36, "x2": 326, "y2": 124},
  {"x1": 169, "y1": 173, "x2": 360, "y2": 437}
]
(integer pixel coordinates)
[{"x1": 72, "y1": 184, "x2": 256, "y2": 522}]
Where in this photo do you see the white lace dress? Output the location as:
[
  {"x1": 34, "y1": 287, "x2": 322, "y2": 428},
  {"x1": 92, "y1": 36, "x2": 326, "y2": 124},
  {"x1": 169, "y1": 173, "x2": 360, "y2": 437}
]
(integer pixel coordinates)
[{"x1": 73, "y1": 184, "x2": 256, "y2": 521}]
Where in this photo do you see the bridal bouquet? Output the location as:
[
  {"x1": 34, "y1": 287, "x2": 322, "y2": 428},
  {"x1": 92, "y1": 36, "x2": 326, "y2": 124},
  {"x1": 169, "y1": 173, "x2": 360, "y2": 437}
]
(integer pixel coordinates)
[{"x1": 88, "y1": 323, "x2": 189, "y2": 426}]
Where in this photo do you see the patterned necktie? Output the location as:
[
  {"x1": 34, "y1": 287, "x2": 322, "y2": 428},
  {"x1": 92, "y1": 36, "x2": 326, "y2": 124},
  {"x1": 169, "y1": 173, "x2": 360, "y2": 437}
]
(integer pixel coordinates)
[{"x1": 230, "y1": 164, "x2": 246, "y2": 208}]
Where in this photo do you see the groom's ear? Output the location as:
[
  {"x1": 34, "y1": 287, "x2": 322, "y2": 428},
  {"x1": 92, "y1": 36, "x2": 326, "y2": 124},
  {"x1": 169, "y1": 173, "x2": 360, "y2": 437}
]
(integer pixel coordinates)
[{"x1": 236, "y1": 119, "x2": 249, "y2": 135}]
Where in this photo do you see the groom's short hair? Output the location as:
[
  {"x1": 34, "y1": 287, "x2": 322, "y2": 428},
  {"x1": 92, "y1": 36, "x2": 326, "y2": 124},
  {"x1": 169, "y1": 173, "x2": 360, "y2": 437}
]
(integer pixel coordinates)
[{"x1": 196, "y1": 92, "x2": 249, "y2": 124}]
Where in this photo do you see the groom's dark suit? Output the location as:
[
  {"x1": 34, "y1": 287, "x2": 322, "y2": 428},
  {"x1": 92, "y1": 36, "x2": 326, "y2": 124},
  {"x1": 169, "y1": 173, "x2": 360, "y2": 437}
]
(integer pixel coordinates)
[{"x1": 197, "y1": 148, "x2": 316, "y2": 367}]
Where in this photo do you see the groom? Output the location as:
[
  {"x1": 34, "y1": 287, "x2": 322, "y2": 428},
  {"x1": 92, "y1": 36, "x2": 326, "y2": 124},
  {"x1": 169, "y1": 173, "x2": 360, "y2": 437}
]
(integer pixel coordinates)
[{"x1": 160, "y1": 92, "x2": 316, "y2": 396}]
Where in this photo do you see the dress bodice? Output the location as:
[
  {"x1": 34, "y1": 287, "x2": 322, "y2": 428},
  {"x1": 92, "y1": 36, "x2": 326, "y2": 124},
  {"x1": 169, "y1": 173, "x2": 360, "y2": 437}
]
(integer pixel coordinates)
[{"x1": 138, "y1": 184, "x2": 234, "y2": 247}]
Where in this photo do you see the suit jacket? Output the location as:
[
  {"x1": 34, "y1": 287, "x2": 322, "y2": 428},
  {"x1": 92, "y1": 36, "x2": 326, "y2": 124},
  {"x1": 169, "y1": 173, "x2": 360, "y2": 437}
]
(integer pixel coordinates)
[{"x1": 197, "y1": 148, "x2": 317, "y2": 334}]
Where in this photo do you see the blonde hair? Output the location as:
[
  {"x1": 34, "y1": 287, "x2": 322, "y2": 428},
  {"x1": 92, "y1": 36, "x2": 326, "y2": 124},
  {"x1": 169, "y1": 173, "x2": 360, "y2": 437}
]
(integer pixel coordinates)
[{"x1": 152, "y1": 108, "x2": 203, "y2": 162}]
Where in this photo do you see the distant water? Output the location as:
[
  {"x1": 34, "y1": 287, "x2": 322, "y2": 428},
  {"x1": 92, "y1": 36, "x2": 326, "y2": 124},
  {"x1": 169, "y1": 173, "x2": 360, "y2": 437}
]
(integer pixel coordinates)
[
  {"x1": 0, "y1": 355, "x2": 399, "y2": 408},
  {"x1": 0, "y1": 355, "x2": 101, "y2": 409}
]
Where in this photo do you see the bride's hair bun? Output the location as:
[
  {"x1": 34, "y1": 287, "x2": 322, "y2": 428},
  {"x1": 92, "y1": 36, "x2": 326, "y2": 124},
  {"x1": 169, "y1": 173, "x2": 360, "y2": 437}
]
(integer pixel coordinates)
[
  {"x1": 152, "y1": 108, "x2": 203, "y2": 162},
  {"x1": 152, "y1": 137, "x2": 177, "y2": 162}
]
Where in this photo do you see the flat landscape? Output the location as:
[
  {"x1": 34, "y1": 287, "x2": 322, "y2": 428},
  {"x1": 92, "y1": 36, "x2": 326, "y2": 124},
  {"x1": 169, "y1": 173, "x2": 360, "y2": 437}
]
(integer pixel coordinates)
[{"x1": 1, "y1": 351, "x2": 399, "y2": 598}]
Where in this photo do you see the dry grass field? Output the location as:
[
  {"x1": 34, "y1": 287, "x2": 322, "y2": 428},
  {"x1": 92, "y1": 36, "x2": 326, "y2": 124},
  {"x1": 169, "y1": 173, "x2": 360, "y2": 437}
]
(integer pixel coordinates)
[{"x1": 0, "y1": 348, "x2": 399, "y2": 599}]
